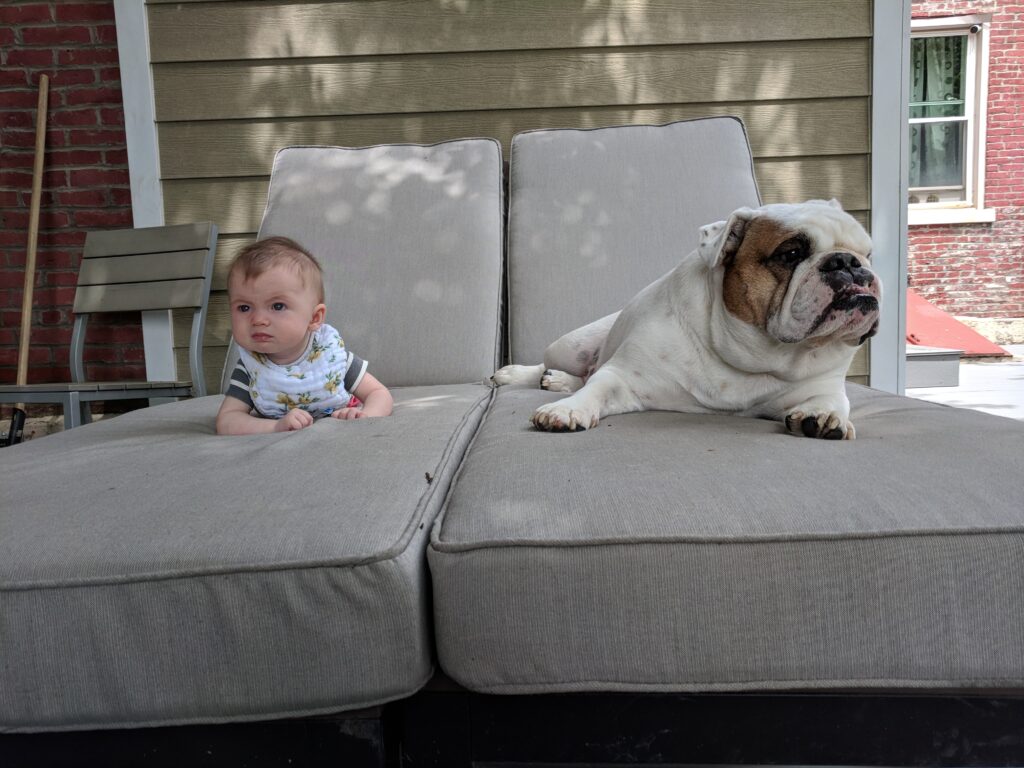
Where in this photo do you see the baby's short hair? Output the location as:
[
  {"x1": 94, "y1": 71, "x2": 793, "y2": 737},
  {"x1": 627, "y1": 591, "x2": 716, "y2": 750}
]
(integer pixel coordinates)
[{"x1": 228, "y1": 236, "x2": 325, "y2": 302}]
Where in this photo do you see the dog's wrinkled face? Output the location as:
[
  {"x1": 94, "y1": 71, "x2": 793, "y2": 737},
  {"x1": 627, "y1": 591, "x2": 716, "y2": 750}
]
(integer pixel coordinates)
[{"x1": 700, "y1": 200, "x2": 881, "y2": 345}]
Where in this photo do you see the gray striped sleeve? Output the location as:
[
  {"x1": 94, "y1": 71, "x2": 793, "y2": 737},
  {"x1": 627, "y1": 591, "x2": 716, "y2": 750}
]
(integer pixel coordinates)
[
  {"x1": 345, "y1": 353, "x2": 368, "y2": 392},
  {"x1": 226, "y1": 362, "x2": 255, "y2": 409}
]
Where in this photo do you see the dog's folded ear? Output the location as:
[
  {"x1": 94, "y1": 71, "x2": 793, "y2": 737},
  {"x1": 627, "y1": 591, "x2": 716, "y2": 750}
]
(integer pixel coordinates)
[{"x1": 698, "y1": 207, "x2": 755, "y2": 269}]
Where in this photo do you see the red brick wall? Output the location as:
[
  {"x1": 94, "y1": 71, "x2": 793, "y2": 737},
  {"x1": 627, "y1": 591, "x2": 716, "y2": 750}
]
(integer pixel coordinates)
[
  {"x1": 909, "y1": 1, "x2": 1024, "y2": 322},
  {"x1": 1, "y1": 0, "x2": 140, "y2": 416}
]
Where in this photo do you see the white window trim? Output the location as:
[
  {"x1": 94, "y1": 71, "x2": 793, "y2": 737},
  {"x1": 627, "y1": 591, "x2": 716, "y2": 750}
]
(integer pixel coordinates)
[
  {"x1": 113, "y1": 0, "x2": 179, "y2": 399},
  {"x1": 871, "y1": 0, "x2": 910, "y2": 394},
  {"x1": 908, "y1": 14, "x2": 994, "y2": 226}
]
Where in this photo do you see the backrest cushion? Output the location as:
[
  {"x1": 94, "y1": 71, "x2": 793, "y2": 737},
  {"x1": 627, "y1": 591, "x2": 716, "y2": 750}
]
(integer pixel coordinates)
[
  {"x1": 222, "y1": 140, "x2": 503, "y2": 389},
  {"x1": 506, "y1": 117, "x2": 761, "y2": 363}
]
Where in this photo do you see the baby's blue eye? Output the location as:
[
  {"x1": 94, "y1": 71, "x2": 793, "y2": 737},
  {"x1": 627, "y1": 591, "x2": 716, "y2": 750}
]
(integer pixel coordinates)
[
  {"x1": 272, "y1": 302, "x2": 286, "y2": 311},
  {"x1": 236, "y1": 304, "x2": 250, "y2": 313}
]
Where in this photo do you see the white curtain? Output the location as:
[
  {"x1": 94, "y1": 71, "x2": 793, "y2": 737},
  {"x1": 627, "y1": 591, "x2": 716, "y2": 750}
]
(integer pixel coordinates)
[{"x1": 909, "y1": 36, "x2": 964, "y2": 190}]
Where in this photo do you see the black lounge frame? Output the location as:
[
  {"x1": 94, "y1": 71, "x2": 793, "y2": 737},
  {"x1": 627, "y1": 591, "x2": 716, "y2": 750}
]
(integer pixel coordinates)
[{"x1": 5, "y1": 689, "x2": 1024, "y2": 767}]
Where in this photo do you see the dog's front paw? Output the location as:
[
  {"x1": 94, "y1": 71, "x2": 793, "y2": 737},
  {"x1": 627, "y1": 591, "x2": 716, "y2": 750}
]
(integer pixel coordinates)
[
  {"x1": 532, "y1": 401, "x2": 599, "y2": 432},
  {"x1": 785, "y1": 410, "x2": 855, "y2": 440}
]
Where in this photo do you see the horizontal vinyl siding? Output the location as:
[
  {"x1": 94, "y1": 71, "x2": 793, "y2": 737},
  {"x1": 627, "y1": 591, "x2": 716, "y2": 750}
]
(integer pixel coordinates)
[
  {"x1": 147, "y1": 0, "x2": 871, "y2": 60},
  {"x1": 159, "y1": 98, "x2": 870, "y2": 180},
  {"x1": 152, "y1": 40, "x2": 870, "y2": 121},
  {"x1": 146, "y1": 0, "x2": 873, "y2": 389}
]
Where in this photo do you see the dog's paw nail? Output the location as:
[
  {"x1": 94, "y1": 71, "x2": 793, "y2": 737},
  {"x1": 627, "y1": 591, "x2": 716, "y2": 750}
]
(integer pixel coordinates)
[
  {"x1": 786, "y1": 410, "x2": 852, "y2": 440},
  {"x1": 785, "y1": 412, "x2": 804, "y2": 434}
]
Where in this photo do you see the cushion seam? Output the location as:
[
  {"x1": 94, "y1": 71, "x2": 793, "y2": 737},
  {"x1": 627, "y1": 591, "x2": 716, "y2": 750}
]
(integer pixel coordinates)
[
  {"x1": 430, "y1": 386, "x2": 499, "y2": 551},
  {"x1": 431, "y1": 526, "x2": 1024, "y2": 554}
]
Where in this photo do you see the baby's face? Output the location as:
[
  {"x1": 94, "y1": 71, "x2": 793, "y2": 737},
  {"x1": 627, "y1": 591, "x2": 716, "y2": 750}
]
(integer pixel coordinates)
[{"x1": 228, "y1": 265, "x2": 325, "y2": 365}]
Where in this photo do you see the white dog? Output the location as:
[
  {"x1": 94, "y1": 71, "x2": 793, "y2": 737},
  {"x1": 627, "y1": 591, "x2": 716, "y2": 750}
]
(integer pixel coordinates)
[{"x1": 493, "y1": 200, "x2": 882, "y2": 439}]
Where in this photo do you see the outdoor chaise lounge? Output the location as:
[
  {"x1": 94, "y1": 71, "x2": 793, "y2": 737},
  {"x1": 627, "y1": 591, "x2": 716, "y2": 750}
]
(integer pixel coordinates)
[{"x1": 2, "y1": 118, "x2": 1023, "y2": 766}]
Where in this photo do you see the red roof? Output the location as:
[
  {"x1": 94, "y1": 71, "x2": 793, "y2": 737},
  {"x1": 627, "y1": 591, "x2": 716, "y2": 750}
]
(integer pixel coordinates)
[{"x1": 906, "y1": 289, "x2": 1010, "y2": 357}]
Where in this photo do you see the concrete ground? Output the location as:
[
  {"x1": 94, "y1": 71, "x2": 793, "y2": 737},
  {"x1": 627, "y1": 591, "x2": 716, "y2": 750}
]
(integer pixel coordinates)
[{"x1": 906, "y1": 344, "x2": 1024, "y2": 421}]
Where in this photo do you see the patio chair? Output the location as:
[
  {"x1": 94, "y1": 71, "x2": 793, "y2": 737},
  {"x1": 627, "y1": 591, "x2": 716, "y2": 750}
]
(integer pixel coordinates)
[{"x1": 0, "y1": 221, "x2": 218, "y2": 429}]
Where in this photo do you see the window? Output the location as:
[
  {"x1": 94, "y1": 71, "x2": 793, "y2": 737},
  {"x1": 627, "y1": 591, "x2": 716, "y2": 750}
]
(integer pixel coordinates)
[{"x1": 908, "y1": 15, "x2": 994, "y2": 224}]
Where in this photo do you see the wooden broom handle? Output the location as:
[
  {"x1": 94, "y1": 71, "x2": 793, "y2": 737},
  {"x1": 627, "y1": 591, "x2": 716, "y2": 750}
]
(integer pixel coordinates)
[{"x1": 16, "y1": 74, "x2": 48, "y2": 387}]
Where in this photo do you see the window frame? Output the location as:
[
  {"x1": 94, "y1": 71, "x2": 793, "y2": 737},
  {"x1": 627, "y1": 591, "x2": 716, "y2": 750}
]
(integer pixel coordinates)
[{"x1": 908, "y1": 14, "x2": 994, "y2": 225}]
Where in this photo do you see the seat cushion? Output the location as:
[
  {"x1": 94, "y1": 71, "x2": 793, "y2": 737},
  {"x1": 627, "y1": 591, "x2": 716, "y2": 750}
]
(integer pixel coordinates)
[
  {"x1": 222, "y1": 139, "x2": 504, "y2": 390},
  {"x1": 507, "y1": 118, "x2": 760, "y2": 363},
  {"x1": 429, "y1": 385, "x2": 1024, "y2": 693},
  {"x1": 0, "y1": 384, "x2": 492, "y2": 732}
]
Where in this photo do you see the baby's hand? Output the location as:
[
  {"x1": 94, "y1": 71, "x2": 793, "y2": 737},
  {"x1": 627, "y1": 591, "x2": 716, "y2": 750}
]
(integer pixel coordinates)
[
  {"x1": 276, "y1": 408, "x2": 314, "y2": 431},
  {"x1": 331, "y1": 407, "x2": 366, "y2": 420}
]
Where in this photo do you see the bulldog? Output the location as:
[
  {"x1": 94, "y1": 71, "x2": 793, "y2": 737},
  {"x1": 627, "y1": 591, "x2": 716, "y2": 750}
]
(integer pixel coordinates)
[{"x1": 492, "y1": 199, "x2": 881, "y2": 439}]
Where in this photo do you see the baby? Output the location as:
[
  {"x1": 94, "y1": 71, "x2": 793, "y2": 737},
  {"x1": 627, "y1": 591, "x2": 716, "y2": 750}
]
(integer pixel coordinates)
[{"x1": 216, "y1": 236, "x2": 393, "y2": 435}]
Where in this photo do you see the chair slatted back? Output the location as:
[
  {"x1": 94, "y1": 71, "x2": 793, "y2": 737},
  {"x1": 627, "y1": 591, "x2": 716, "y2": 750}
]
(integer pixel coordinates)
[
  {"x1": 70, "y1": 222, "x2": 217, "y2": 394},
  {"x1": 74, "y1": 278, "x2": 209, "y2": 315},
  {"x1": 74, "y1": 224, "x2": 215, "y2": 315}
]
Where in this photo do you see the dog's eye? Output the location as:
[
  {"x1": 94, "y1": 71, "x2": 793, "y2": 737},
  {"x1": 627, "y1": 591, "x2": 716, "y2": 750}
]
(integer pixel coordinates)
[{"x1": 768, "y1": 239, "x2": 809, "y2": 268}]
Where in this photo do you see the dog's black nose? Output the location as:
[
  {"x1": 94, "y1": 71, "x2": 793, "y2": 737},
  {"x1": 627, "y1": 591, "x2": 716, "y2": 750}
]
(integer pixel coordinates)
[
  {"x1": 820, "y1": 252, "x2": 862, "y2": 272},
  {"x1": 820, "y1": 252, "x2": 874, "y2": 288}
]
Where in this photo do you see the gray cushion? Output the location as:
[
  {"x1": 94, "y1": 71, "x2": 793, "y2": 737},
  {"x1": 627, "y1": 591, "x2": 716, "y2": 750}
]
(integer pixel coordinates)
[
  {"x1": 507, "y1": 118, "x2": 761, "y2": 363},
  {"x1": 221, "y1": 139, "x2": 504, "y2": 390},
  {"x1": 429, "y1": 385, "x2": 1024, "y2": 692},
  {"x1": 1, "y1": 384, "x2": 492, "y2": 732},
  {"x1": 1, "y1": 136, "x2": 505, "y2": 733}
]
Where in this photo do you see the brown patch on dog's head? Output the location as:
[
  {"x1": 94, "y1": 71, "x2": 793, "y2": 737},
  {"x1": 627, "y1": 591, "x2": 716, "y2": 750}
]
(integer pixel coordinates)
[
  {"x1": 721, "y1": 217, "x2": 809, "y2": 330},
  {"x1": 701, "y1": 201, "x2": 879, "y2": 345}
]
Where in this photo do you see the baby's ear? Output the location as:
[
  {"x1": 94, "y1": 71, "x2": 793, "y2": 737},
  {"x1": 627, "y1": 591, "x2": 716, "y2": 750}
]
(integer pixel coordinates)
[{"x1": 309, "y1": 303, "x2": 326, "y2": 330}]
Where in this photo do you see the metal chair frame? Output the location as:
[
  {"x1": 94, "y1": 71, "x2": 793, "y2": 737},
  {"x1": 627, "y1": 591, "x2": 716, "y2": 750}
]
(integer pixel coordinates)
[{"x1": 0, "y1": 222, "x2": 217, "y2": 429}]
